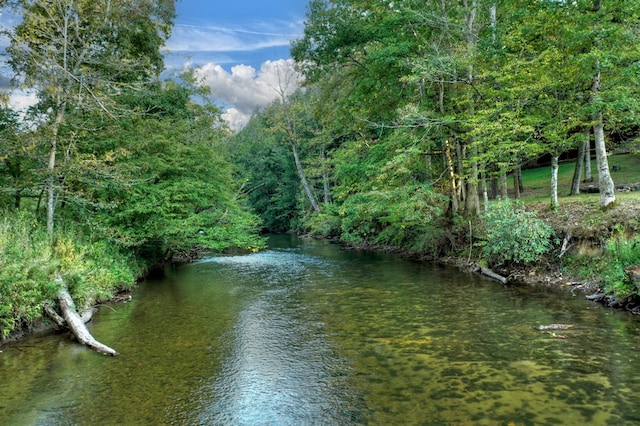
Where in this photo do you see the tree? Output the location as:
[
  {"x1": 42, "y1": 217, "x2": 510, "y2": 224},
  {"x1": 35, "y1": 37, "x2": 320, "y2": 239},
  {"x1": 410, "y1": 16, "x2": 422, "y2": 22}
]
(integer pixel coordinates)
[
  {"x1": 229, "y1": 111, "x2": 302, "y2": 232},
  {"x1": 282, "y1": 0, "x2": 640, "y2": 252},
  {"x1": 3, "y1": 0, "x2": 175, "y2": 233},
  {"x1": 2, "y1": 0, "x2": 175, "y2": 355},
  {"x1": 0, "y1": 106, "x2": 34, "y2": 209},
  {"x1": 492, "y1": 0, "x2": 639, "y2": 208},
  {"x1": 265, "y1": 90, "x2": 324, "y2": 214}
]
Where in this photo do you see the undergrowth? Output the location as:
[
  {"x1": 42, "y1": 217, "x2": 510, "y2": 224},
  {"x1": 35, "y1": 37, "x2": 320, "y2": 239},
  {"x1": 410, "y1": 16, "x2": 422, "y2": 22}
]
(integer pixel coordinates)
[{"x1": 0, "y1": 210, "x2": 138, "y2": 337}]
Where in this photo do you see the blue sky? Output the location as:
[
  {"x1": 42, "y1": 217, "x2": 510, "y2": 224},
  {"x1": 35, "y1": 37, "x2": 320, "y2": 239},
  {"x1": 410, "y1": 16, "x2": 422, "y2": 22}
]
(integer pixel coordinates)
[
  {"x1": 166, "y1": 0, "x2": 306, "y2": 70},
  {"x1": 0, "y1": 0, "x2": 309, "y2": 129},
  {"x1": 164, "y1": 0, "x2": 308, "y2": 128}
]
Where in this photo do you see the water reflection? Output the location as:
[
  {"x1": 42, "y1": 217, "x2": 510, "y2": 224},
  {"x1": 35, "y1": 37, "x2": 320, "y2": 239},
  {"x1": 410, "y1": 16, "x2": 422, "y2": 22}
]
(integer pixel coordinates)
[
  {"x1": 197, "y1": 248, "x2": 360, "y2": 425},
  {"x1": 1, "y1": 235, "x2": 640, "y2": 425}
]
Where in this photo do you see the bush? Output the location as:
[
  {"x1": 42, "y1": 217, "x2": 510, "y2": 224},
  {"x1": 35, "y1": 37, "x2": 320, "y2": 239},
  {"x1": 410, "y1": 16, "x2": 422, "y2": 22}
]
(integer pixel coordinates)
[
  {"x1": 478, "y1": 198, "x2": 556, "y2": 265},
  {"x1": 600, "y1": 235, "x2": 640, "y2": 297},
  {"x1": 303, "y1": 204, "x2": 342, "y2": 238},
  {"x1": 0, "y1": 211, "x2": 58, "y2": 335},
  {"x1": 339, "y1": 184, "x2": 448, "y2": 253},
  {"x1": 0, "y1": 210, "x2": 138, "y2": 337}
]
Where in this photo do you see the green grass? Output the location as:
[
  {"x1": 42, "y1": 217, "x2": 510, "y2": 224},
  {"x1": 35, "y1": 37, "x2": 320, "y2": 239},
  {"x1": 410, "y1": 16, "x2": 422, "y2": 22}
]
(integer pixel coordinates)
[
  {"x1": 516, "y1": 153, "x2": 640, "y2": 200},
  {"x1": 502, "y1": 153, "x2": 640, "y2": 299}
]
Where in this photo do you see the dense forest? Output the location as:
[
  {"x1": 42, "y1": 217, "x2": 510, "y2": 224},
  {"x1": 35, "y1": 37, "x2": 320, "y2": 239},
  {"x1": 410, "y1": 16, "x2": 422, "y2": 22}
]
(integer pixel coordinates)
[
  {"x1": 232, "y1": 1, "x2": 640, "y2": 295},
  {"x1": 0, "y1": 0, "x2": 639, "y2": 343},
  {"x1": 0, "y1": 0, "x2": 263, "y2": 346}
]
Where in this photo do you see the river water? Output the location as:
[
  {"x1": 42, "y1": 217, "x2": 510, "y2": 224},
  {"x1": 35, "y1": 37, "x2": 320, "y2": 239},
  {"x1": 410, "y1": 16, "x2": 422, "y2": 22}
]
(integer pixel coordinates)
[{"x1": 2, "y1": 234, "x2": 640, "y2": 425}]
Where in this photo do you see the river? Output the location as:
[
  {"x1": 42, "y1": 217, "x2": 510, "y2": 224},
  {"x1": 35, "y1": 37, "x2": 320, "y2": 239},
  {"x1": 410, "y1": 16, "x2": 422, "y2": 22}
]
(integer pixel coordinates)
[{"x1": 2, "y1": 234, "x2": 640, "y2": 425}]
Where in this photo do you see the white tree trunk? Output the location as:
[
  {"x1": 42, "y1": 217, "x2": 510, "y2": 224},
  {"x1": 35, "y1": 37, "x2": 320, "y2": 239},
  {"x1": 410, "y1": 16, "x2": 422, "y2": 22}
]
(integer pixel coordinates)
[
  {"x1": 584, "y1": 128, "x2": 592, "y2": 182},
  {"x1": 593, "y1": 111, "x2": 616, "y2": 207},
  {"x1": 550, "y1": 155, "x2": 559, "y2": 208},
  {"x1": 481, "y1": 174, "x2": 489, "y2": 211},
  {"x1": 591, "y1": 69, "x2": 616, "y2": 208},
  {"x1": 291, "y1": 142, "x2": 321, "y2": 213},
  {"x1": 46, "y1": 108, "x2": 66, "y2": 234},
  {"x1": 55, "y1": 275, "x2": 118, "y2": 356}
]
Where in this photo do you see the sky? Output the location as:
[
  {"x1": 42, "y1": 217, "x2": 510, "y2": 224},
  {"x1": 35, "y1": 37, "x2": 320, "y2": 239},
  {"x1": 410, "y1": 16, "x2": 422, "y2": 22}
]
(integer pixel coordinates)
[
  {"x1": 165, "y1": 0, "x2": 309, "y2": 128},
  {"x1": 0, "y1": 0, "x2": 309, "y2": 129}
]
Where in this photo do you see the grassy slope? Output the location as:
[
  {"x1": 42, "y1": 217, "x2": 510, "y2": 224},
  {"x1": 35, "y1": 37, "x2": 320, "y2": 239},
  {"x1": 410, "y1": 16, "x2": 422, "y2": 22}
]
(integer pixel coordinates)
[
  {"x1": 490, "y1": 153, "x2": 640, "y2": 294},
  {"x1": 516, "y1": 153, "x2": 640, "y2": 239},
  {"x1": 517, "y1": 153, "x2": 640, "y2": 200}
]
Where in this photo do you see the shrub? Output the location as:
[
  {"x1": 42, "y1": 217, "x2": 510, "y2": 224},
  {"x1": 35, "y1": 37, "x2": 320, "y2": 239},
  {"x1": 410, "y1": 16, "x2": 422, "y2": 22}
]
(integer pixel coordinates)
[
  {"x1": 479, "y1": 198, "x2": 556, "y2": 265},
  {"x1": 339, "y1": 184, "x2": 448, "y2": 252},
  {"x1": 600, "y1": 235, "x2": 640, "y2": 297},
  {"x1": 0, "y1": 210, "x2": 138, "y2": 337},
  {"x1": 0, "y1": 211, "x2": 58, "y2": 335},
  {"x1": 303, "y1": 204, "x2": 342, "y2": 238}
]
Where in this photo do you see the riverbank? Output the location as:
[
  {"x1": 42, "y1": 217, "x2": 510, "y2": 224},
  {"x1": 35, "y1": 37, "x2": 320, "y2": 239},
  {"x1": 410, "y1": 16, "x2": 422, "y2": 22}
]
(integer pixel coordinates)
[
  {"x1": 334, "y1": 190, "x2": 640, "y2": 313},
  {"x1": 2, "y1": 190, "x2": 639, "y2": 348},
  {"x1": 449, "y1": 192, "x2": 640, "y2": 312}
]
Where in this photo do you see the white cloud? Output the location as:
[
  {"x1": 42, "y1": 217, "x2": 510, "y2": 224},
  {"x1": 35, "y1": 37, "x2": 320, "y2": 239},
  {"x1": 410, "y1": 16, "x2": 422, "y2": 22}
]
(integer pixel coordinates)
[
  {"x1": 195, "y1": 59, "x2": 302, "y2": 130},
  {"x1": 8, "y1": 90, "x2": 37, "y2": 111},
  {"x1": 166, "y1": 20, "x2": 303, "y2": 54},
  {"x1": 221, "y1": 108, "x2": 252, "y2": 131}
]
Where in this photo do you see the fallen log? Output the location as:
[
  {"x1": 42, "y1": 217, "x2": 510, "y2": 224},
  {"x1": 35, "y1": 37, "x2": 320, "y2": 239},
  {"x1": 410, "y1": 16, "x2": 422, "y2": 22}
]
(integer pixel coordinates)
[
  {"x1": 43, "y1": 302, "x2": 66, "y2": 328},
  {"x1": 474, "y1": 265, "x2": 508, "y2": 284},
  {"x1": 55, "y1": 274, "x2": 118, "y2": 356},
  {"x1": 44, "y1": 301, "x2": 95, "y2": 328}
]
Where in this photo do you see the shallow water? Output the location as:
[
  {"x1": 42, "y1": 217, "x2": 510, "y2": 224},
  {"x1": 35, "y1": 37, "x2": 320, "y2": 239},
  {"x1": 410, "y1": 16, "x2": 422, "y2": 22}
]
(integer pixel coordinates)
[{"x1": 2, "y1": 234, "x2": 640, "y2": 425}]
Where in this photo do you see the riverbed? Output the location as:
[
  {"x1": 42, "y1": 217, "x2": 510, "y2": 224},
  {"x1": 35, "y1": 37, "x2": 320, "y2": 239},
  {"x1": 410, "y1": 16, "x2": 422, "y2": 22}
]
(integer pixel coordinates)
[{"x1": 1, "y1": 234, "x2": 640, "y2": 425}]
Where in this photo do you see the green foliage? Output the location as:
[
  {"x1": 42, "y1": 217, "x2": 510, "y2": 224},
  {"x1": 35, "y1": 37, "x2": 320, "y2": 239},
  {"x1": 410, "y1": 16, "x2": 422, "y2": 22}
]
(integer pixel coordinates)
[
  {"x1": 52, "y1": 230, "x2": 138, "y2": 308},
  {"x1": 339, "y1": 184, "x2": 447, "y2": 253},
  {"x1": 303, "y1": 203, "x2": 342, "y2": 238},
  {"x1": 0, "y1": 211, "x2": 56, "y2": 335},
  {"x1": 54, "y1": 84, "x2": 266, "y2": 259},
  {"x1": 598, "y1": 235, "x2": 640, "y2": 297},
  {"x1": 0, "y1": 210, "x2": 136, "y2": 337},
  {"x1": 229, "y1": 113, "x2": 300, "y2": 232},
  {"x1": 479, "y1": 198, "x2": 556, "y2": 265}
]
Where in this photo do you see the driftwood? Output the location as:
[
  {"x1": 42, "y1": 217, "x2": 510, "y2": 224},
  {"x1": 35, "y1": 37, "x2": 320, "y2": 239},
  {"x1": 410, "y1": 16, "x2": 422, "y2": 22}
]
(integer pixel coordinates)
[
  {"x1": 44, "y1": 301, "x2": 95, "y2": 328},
  {"x1": 536, "y1": 324, "x2": 574, "y2": 331},
  {"x1": 558, "y1": 231, "x2": 573, "y2": 258},
  {"x1": 474, "y1": 265, "x2": 508, "y2": 284},
  {"x1": 52, "y1": 274, "x2": 118, "y2": 356},
  {"x1": 43, "y1": 302, "x2": 66, "y2": 328}
]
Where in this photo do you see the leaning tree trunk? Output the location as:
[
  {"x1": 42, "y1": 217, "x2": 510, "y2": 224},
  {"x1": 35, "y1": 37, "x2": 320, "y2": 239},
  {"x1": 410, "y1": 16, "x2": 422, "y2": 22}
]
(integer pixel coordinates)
[
  {"x1": 291, "y1": 141, "x2": 321, "y2": 213},
  {"x1": 53, "y1": 274, "x2": 118, "y2": 356},
  {"x1": 58, "y1": 287, "x2": 118, "y2": 356}
]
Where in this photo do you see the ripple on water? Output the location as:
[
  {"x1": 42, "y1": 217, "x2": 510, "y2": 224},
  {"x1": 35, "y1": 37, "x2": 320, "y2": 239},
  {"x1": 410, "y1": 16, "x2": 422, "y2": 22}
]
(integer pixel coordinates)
[{"x1": 2, "y1": 237, "x2": 640, "y2": 425}]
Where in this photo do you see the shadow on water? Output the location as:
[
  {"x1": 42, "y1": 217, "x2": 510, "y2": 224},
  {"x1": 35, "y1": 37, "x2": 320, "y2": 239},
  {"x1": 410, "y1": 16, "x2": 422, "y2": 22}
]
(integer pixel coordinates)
[{"x1": 1, "y1": 234, "x2": 640, "y2": 425}]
